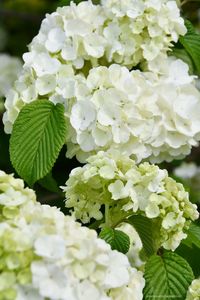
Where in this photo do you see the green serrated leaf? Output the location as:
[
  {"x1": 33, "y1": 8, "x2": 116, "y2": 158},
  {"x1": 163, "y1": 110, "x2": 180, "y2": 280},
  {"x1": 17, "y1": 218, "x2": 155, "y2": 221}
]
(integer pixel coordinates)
[
  {"x1": 126, "y1": 215, "x2": 156, "y2": 257},
  {"x1": 183, "y1": 223, "x2": 200, "y2": 249},
  {"x1": 99, "y1": 228, "x2": 130, "y2": 254},
  {"x1": 144, "y1": 252, "x2": 194, "y2": 300},
  {"x1": 179, "y1": 20, "x2": 200, "y2": 75},
  {"x1": 10, "y1": 100, "x2": 66, "y2": 186}
]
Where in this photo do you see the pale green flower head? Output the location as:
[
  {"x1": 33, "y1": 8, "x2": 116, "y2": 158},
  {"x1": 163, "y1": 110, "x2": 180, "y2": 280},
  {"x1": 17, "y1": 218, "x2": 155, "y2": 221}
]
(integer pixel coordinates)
[
  {"x1": 64, "y1": 151, "x2": 199, "y2": 250},
  {"x1": 186, "y1": 278, "x2": 200, "y2": 300}
]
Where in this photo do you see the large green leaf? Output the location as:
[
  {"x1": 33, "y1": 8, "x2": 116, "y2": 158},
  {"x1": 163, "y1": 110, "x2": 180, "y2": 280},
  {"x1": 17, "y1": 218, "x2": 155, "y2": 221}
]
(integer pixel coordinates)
[
  {"x1": 10, "y1": 100, "x2": 66, "y2": 186},
  {"x1": 179, "y1": 20, "x2": 200, "y2": 75},
  {"x1": 144, "y1": 252, "x2": 194, "y2": 300},
  {"x1": 99, "y1": 227, "x2": 130, "y2": 254},
  {"x1": 126, "y1": 215, "x2": 156, "y2": 257}
]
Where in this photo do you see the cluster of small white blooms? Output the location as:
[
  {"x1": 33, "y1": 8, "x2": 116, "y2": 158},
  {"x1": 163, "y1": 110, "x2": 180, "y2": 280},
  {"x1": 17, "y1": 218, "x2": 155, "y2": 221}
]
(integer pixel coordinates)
[
  {"x1": 101, "y1": 0, "x2": 186, "y2": 65},
  {"x1": 0, "y1": 170, "x2": 36, "y2": 207},
  {"x1": 66, "y1": 56, "x2": 200, "y2": 161},
  {"x1": 0, "y1": 170, "x2": 144, "y2": 300},
  {"x1": 66, "y1": 58, "x2": 200, "y2": 163},
  {"x1": 63, "y1": 151, "x2": 199, "y2": 250},
  {"x1": 4, "y1": 57, "x2": 200, "y2": 163},
  {"x1": 174, "y1": 162, "x2": 200, "y2": 180},
  {"x1": 186, "y1": 278, "x2": 200, "y2": 300},
  {"x1": 3, "y1": 64, "x2": 78, "y2": 133},
  {"x1": 3, "y1": 0, "x2": 187, "y2": 140},
  {"x1": 117, "y1": 223, "x2": 144, "y2": 268},
  {"x1": 22, "y1": 0, "x2": 186, "y2": 70},
  {"x1": 0, "y1": 54, "x2": 22, "y2": 98}
]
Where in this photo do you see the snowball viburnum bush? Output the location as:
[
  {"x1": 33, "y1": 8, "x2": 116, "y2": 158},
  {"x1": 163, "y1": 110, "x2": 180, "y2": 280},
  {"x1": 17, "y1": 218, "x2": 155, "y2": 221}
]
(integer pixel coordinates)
[
  {"x1": 2, "y1": 0, "x2": 200, "y2": 298},
  {"x1": 4, "y1": 0, "x2": 198, "y2": 164},
  {"x1": 0, "y1": 170, "x2": 145, "y2": 300},
  {"x1": 63, "y1": 151, "x2": 199, "y2": 250},
  {"x1": 15, "y1": 0, "x2": 186, "y2": 71}
]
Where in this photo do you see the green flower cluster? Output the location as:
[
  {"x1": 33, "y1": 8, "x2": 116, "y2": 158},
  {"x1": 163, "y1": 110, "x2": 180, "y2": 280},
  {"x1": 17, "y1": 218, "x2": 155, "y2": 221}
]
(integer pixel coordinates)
[{"x1": 64, "y1": 151, "x2": 199, "y2": 250}]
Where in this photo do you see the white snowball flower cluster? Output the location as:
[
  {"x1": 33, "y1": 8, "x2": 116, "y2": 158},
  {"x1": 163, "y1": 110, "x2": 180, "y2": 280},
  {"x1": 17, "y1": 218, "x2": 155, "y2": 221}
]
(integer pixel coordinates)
[
  {"x1": 186, "y1": 278, "x2": 200, "y2": 300},
  {"x1": 23, "y1": 0, "x2": 186, "y2": 70},
  {"x1": 66, "y1": 58, "x2": 200, "y2": 163},
  {"x1": 0, "y1": 170, "x2": 145, "y2": 300},
  {"x1": 4, "y1": 57, "x2": 200, "y2": 163},
  {"x1": 0, "y1": 54, "x2": 22, "y2": 98},
  {"x1": 117, "y1": 223, "x2": 144, "y2": 268},
  {"x1": 63, "y1": 151, "x2": 199, "y2": 250},
  {"x1": 3, "y1": 0, "x2": 195, "y2": 164},
  {"x1": 101, "y1": 0, "x2": 186, "y2": 65},
  {"x1": 0, "y1": 169, "x2": 36, "y2": 206}
]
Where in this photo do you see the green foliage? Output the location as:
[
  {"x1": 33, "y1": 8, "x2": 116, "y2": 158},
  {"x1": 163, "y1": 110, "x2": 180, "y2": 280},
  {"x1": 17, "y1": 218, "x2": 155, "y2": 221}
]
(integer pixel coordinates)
[
  {"x1": 183, "y1": 222, "x2": 200, "y2": 248},
  {"x1": 127, "y1": 215, "x2": 156, "y2": 257},
  {"x1": 176, "y1": 243, "x2": 200, "y2": 277},
  {"x1": 57, "y1": 0, "x2": 84, "y2": 6},
  {"x1": 57, "y1": 0, "x2": 99, "y2": 6},
  {"x1": 144, "y1": 252, "x2": 194, "y2": 300},
  {"x1": 38, "y1": 171, "x2": 61, "y2": 194},
  {"x1": 10, "y1": 100, "x2": 66, "y2": 186},
  {"x1": 179, "y1": 20, "x2": 200, "y2": 75},
  {"x1": 184, "y1": 19, "x2": 197, "y2": 35},
  {"x1": 99, "y1": 227, "x2": 130, "y2": 254}
]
